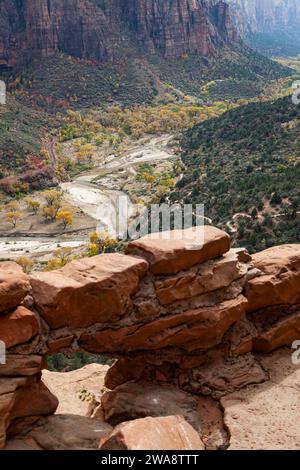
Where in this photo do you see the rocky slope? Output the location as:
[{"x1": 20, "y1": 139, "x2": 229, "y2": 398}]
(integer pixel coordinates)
[
  {"x1": 0, "y1": 0, "x2": 236, "y2": 69},
  {"x1": 0, "y1": 226, "x2": 300, "y2": 450},
  {"x1": 228, "y1": 0, "x2": 300, "y2": 55}
]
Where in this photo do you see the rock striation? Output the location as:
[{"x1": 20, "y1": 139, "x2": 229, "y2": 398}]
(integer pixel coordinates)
[
  {"x1": 229, "y1": 0, "x2": 300, "y2": 36},
  {"x1": 0, "y1": 0, "x2": 237, "y2": 68},
  {"x1": 0, "y1": 226, "x2": 299, "y2": 449},
  {"x1": 246, "y1": 245, "x2": 300, "y2": 353}
]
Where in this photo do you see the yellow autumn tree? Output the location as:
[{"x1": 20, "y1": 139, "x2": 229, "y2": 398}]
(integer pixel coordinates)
[
  {"x1": 16, "y1": 256, "x2": 33, "y2": 273},
  {"x1": 5, "y1": 211, "x2": 22, "y2": 228},
  {"x1": 42, "y1": 189, "x2": 62, "y2": 207},
  {"x1": 46, "y1": 247, "x2": 74, "y2": 270},
  {"x1": 76, "y1": 143, "x2": 96, "y2": 164},
  {"x1": 42, "y1": 206, "x2": 57, "y2": 222},
  {"x1": 24, "y1": 197, "x2": 40, "y2": 214},
  {"x1": 56, "y1": 208, "x2": 74, "y2": 228},
  {"x1": 88, "y1": 231, "x2": 117, "y2": 256}
]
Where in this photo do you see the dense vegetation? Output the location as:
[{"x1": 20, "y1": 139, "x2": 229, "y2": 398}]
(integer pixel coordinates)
[
  {"x1": 4, "y1": 47, "x2": 289, "y2": 117},
  {"x1": 150, "y1": 45, "x2": 291, "y2": 100},
  {"x1": 0, "y1": 43, "x2": 296, "y2": 254},
  {"x1": 170, "y1": 95, "x2": 300, "y2": 253},
  {"x1": 0, "y1": 44, "x2": 291, "y2": 178},
  {"x1": 0, "y1": 95, "x2": 56, "y2": 176},
  {"x1": 59, "y1": 101, "x2": 240, "y2": 143},
  {"x1": 10, "y1": 47, "x2": 291, "y2": 110},
  {"x1": 47, "y1": 352, "x2": 113, "y2": 372}
]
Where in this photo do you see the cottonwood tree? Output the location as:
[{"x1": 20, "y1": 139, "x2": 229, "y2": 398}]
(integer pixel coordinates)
[
  {"x1": 46, "y1": 247, "x2": 74, "y2": 270},
  {"x1": 56, "y1": 209, "x2": 74, "y2": 228},
  {"x1": 42, "y1": 189, "x2": 62, "y2": 207},
  {"x1": 16, "y1": 256, "x2": 33, "y2": 273},
  {"x1": 4, "y1": 201, "x2": 20, "y2": 212},
  {"x1": 76, "y1": 143, "x2": 96, "y2": 164},
  {"x1": 5, "y1": 211, "x2": 22, "y2": 228},
  {"x1": 42, "y1": 206, "x2": 57, "y2": 222},
  {"x1": 89, "y1": 231, "x2": 117, "y2": 256},
  {"x1": 25, "y1": 197, "x2": 40, "y2": 214}
]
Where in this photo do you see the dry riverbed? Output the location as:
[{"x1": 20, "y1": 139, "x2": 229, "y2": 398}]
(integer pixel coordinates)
[{"x1": 0, "y1": 134, "x2": 177, "y2": 261}]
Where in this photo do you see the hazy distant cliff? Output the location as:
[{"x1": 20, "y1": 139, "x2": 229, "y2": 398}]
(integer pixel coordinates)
[{"x1": 227, "y1": 0, "x2": 300, "y2": 55}]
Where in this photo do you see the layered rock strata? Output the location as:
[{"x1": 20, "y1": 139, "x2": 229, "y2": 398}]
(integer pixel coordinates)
[
  {"x1": 0, "y1": 0, "x2": 236, "y2": 68},
  {"x1": 0, "y1": 226, "x2": 299, "y2": 450}
]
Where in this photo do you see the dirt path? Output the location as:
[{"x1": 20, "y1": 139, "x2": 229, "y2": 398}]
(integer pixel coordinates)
[{"x1": 47, "y1": 138, "x2": 57, "y2": 166}]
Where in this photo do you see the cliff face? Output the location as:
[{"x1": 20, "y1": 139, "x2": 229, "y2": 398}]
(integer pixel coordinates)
[
  {"x1": 0, "y1": 0, "x2": 237, "y2": 68},
  {"x1": 228, "y1": 0, "x2": 300, "y2": 55},
  {"x1": 229, "y1": 0, "x2": 300, "y2": 33},
  {"x1": 0, "y1": 0, "x2": 121, "y2": 67},
  {"x1": 118, "y1": 0, "x2": 237, "y2": 57}
]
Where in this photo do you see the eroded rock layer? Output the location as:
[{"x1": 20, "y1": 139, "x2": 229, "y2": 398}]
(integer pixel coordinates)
[
  {"x1": 0, "y1": 0, "x2": 236, "y2": 68},
  {"x1": 0, "y1": 226, "x2": 299, "y2": 450}
]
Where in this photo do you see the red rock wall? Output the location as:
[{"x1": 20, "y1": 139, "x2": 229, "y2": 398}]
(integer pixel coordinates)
[
  {"x1": 0, "y1": 0, "x2": 237, "y2": 68},
  {"x1": 0, "y1": 263, "x2": 58, "y2": 448},
  {"x1": 0, "y1": 226, "x2": 299, "y2": 448}
]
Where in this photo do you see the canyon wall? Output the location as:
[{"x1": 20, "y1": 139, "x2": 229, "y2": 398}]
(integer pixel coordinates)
[
  {"x1": 0, "y1": 226, "x2": 299, "y2": 449},
  {"x1": 229, "y1": 0, "x2": 300, "y2": 34},
  {"x1": 227, "y1": 0, "x2": 300, "y2": 55},
  {"x1": 0, "y1": 0, "x2": 237, "y2": 68}
]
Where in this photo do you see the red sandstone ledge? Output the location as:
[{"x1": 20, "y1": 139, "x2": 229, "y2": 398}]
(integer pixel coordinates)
[{"x1": 127, "y1": 226, "x2": 231, "y2": 275}]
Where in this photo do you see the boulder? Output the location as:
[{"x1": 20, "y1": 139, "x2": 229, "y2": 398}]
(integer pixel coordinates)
[
  {"x1": 79, "y1": 295, "x2": 248, "y2": 353},
  {"x1": 0, "y1": 355, "x2": 42, "y2": 377},
  {"x1": 0, "y1": 377, "x2": 57, "y2": 449},
  {"x1": 3, "y1": 436, "x2": 43, "y2": 450},
  {"x1": 250, "y1": 304, "x2": 300, "y2": 353},
  {"x1": 47, "y1": 335, "x2": 74, "y2": 354},
  {"x1": 127, "y1": 226, "x2": 230, "y2": 275},
  {"x1": 0, "y1": 377, "x2": 28, "y2": 448},
  {"x1": 104, "y1": 358, "x2": 144, "y2": 390},
  {"x1": 246, "y1": 245, "x2": 300, "y2": 312},
  {"x1": 8, "y1": 379, "x2": 58, "y2": 424},
  {"x1": 100, "y1": 415, "x2": 205, "y2": 450},
  {"x1": 155, "y1": 248, "x2": 249, "y2": 305},
  {"x1": 0, "y1": 306, "x2": 39, "y2": 349},
  {"x1": 27, "y1": 415, "x2": 112, "y2": 450},
  {"x1": 0, "y1": 262, "x2": 31, "y2": 314},
  {"x1": 4, "y1": 414, "x2": 112, "y2": 451},
  {"x1": 30, "y1": 253, "x2": 148, "y2": 328},
  {"x1": 164, "y1": 276, "x2": 248, "y2": 314},
  {"x1": 101, "y1": 381, "x2": 202, "y2": 431},
  {"x1": 180, "y1": 353, "x2": 267, "y2": 399}
]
